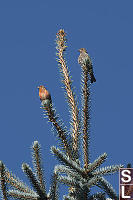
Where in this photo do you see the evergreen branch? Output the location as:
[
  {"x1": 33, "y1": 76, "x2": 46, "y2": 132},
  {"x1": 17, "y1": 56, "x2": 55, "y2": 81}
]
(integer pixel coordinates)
[
  {"x1": 5, "y1": 169, "x2": 35, "y2": 194},
  {"x1": 86, "y1": 153, "x2": 107, "y2": 173},
  {"x1": 55, "y1": 165, "x2": 88, "y2": 199},
  {"x1": 56, "y1": 29, "x2": 80, "y2": 155},
  {"x1": 63, "y1": 195, "x2": 76, "y2": 200},
  {"x1": 48, "y1": 172, "x2": 58, "y2": 200},
  {"x1": 58, "y1": 174, "x2": 100, "y2": 191},
  {"x1": 0, "y1": 161, "x2": 8, "y2": 200},
  {"x1": 57, "y1": 175, "x2": 81, "y2": 188},
  {"x1": 98, "y1": 177, "x2": 118, "y2": 200},
  {"x1": 84, "y1": 176, "x2": 100, "y2": 189},
  {"x1": 51, "y1": 146, "x2": 86, "y2": 177},
  {"x1": 32, "y1": 141, "x2": 46, "y2": 192},
  {"x1": 7, "y1": 189, "x2": 39, "y2": 200},
  {"x1": 88, "y1": 192, "x2": 106, "y2": 200},
  {"x1": 54, "y1": 165, "x2": 86, "y2": 183},
  {"x1": 81, "y1": 65, "x2": 90, "y2": 169},
  {"x1": 22, "y1": 163, "x2": 47, "y2": 200},
  {"x1": 42, "y1": 105, "x2": 72, "y2": 159},
  {"x1": 92, "y1": 164, "x2": 123, "y2": 176},
  {"x1": 68, "y1": 187, "x2": 87, "y2": 200},
  {"x1": 60, "y1": 175, "x2": 88, "y2": 200}
]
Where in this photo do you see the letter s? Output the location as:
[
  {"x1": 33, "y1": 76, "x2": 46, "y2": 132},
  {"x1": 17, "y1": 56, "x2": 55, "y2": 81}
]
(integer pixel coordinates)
[{"x1": 121, "y1": 170, "x2": 131, "y2": 183}]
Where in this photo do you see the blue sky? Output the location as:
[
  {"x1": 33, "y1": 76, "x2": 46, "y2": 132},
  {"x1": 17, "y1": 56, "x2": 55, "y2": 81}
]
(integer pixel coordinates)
[{"x1": 0, "y1": 1, "x2": 133, "y2": 199}]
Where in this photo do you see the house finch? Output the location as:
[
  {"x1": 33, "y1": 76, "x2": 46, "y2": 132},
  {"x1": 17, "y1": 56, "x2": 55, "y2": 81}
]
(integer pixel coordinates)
[
  {"x1": 38, "y1": 85, "x2": 51, "y2": 107},
  {"x1": 78, "y1": 48, "x2": 96, "y2": 83}
]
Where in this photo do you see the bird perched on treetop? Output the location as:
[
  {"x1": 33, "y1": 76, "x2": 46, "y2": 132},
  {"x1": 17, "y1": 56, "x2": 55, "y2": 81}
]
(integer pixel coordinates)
[
  {"x1": 38, "y1": 85, "x2": 52, "y2": 107},
  {"x1": 78, "y1": 48, "x2": 96, "y2": 83}
]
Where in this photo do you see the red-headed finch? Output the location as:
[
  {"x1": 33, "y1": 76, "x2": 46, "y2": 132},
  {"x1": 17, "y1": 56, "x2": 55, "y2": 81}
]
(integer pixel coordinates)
[
  {"x1": 78, "y1": 48, "x2": 96, "y2": 83},
  {"x1": 38, "y1": 85, "x2": 52, "y2": 107}
]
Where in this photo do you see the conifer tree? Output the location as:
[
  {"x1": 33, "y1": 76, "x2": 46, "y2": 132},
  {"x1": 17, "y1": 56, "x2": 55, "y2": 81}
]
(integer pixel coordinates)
[{"x1": 0, "y1": 29, "x2": 124, "y2": 200}]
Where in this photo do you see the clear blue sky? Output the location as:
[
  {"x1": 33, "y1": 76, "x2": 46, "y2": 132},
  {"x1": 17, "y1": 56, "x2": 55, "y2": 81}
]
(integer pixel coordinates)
[{"x1": 0, "y1": 1, "x2": 133, "y2": 199}]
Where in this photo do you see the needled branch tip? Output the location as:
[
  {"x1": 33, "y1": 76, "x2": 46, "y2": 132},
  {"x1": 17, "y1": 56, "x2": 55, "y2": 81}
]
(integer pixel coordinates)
[
  {"x1": 32, "y1": 141, "x2": 46, "y2": 192},
  {"x1": 22, "y1": 163, "x2": 47, "y2": 199},
  {"x1": 38, "y1": 85, "x2": 72, "y2": 158},
  {"x1": 56, "y1": 29, "x2": 67, "y2": 51},
  {"x1": 56, "y1": 29, "x2": 80, "y2": 159}
]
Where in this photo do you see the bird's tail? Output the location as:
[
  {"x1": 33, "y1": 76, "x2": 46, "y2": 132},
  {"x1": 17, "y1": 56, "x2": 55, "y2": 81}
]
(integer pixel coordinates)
[{"x1": 90, "y1": 73, "x2": 96, "y2": 83}]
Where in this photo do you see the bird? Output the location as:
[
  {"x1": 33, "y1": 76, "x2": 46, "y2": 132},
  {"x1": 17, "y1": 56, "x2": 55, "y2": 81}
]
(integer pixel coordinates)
[
  {"x1": 78, "y1": 48, "x2": 96, "y2": 83},
  {"x1": 38, "y1": 85, "x2": 52, "y2": 107}
]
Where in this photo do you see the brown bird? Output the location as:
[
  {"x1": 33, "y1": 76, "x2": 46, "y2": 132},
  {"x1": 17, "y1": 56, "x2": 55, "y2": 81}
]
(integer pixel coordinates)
[
  {"x1": 38, "y1": 85, "x2": 51, "y2": 107},
  {"x1": 78, "y1": 48, "x2": 96, "y2": 83}
]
